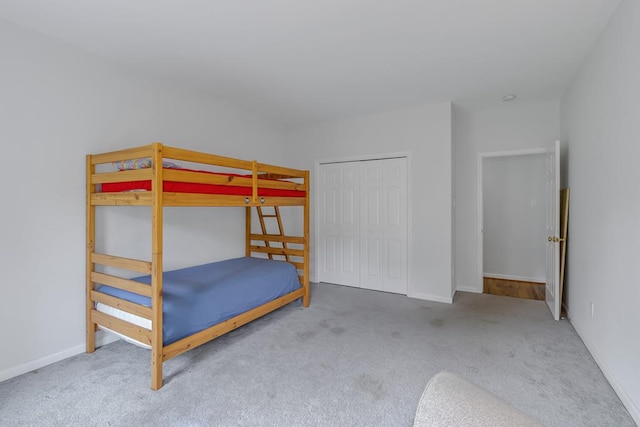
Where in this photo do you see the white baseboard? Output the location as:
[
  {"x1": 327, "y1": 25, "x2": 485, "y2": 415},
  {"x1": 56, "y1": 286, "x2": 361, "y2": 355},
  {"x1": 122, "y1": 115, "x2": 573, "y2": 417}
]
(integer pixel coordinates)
[
  {"x1": 408, "y1": 291, "x2": 453, "y2": 304},
  {"x1": 456, "y1": 285, "x2": 482, "y2": 294},
  {"x1": 483, "y1": 272, "x2": 545, "y2": 283},
  {"x1": 0, "y1": 330, "x2": 120, "y2": 384},
  {"x1": 96, "y1": 329, "x2": 121, "y2": 347},
  {"x1": 570, "y1": 317, "x2": 640, "y2": 425}
]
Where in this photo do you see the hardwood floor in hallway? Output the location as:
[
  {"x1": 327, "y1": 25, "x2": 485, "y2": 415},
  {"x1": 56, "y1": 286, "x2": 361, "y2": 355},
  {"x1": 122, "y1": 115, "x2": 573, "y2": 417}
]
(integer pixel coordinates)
[{"x1": 483, "y1": 277, "x2": 545, "y2": 300}]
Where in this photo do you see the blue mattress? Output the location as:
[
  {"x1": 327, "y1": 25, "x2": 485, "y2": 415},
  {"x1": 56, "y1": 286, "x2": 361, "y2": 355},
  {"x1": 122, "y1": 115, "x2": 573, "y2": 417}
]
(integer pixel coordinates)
[{"x1": 96, "y1": 256, "x2": 300, "y2": 345}]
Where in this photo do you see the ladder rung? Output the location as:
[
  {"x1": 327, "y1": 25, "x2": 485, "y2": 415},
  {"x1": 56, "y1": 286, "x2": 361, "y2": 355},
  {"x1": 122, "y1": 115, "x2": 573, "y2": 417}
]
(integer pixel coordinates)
[{"x1": 261, "y1": 214, "x2": 278, "y2": 218}]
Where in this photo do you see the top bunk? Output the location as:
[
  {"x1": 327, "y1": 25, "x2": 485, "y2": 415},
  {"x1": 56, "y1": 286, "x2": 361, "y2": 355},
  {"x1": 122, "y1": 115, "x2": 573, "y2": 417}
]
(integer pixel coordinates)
[{"x1": 87, "y1": 142, "x2": 308, "y2": 207}]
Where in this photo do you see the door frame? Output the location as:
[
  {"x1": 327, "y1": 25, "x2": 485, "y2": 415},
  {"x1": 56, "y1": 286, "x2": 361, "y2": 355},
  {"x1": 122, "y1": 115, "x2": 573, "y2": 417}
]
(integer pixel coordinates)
[
  {"x1": 314, "y1": 151, "x2": 413, "y2": 292},
  {"x1": 476, "y1": 146, "x2": 552, "y2": 293}
]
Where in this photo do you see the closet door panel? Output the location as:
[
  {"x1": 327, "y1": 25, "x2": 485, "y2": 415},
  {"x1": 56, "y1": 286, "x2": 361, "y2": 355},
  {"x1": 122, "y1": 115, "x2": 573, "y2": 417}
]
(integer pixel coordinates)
[
  {"x1": 381, "y1": 158, "x2": 408, "y2": 294},
  {"x1": 319, "y1": 163, "x2": 360, "y2": 287},
  {"x1": 360, "y1": 161, "x2": 384, "y2": 291}
]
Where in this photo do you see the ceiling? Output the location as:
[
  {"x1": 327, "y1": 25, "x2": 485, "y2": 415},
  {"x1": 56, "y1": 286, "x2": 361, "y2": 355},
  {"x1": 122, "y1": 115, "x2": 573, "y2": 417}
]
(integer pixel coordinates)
[{"x1": 0, "y1": 1, "x2": 622, "y2": 126}]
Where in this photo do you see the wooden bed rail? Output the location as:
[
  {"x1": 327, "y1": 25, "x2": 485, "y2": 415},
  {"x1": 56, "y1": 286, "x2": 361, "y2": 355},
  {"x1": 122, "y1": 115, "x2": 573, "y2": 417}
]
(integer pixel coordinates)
[
  {"x1": 90, "y1": 291, "x2": 153, "y2": 319},
  {"x1": 91, "y1": 169, "x2": 152, "y2": 185},
  {"x1": 91, "y1": 253, "x2": 152, "y2": 274},
  {"x1": 89, "y1": 144, "x2": 153, "y2": 165},
  {"x1": 249, "y1": 234, "x2": 305, "y2": 244},
  {"x1": 249, "y1": 246, "x2": 305, "y2": 257},
  {"x1": 91, "y1": 310, "x2": 153, "y2": 346},
  {"x1": 162, "y1": 145, "x2": 254, "y2": 170},
  {"x1": 89, "y1": 143, "x2": 307, "y2": 177},
  {"x1": 164, "y1": 145, "x2": 307, "y2": 178},
  {"x1": 162, "y1": 169, "x2": 305, "y2": 191}
]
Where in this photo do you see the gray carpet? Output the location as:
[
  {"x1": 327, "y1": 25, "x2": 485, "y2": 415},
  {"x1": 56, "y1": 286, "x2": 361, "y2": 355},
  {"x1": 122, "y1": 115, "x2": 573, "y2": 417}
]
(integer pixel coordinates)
[{"x1": 0, "y1": 284, "x2": 634, "y2": 426}]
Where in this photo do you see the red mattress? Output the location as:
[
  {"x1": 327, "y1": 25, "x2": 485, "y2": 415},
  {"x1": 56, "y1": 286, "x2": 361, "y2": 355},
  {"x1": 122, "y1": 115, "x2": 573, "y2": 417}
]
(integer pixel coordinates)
[{"x1": 101, "y1": 169, "x2": 305, "y2": 198}]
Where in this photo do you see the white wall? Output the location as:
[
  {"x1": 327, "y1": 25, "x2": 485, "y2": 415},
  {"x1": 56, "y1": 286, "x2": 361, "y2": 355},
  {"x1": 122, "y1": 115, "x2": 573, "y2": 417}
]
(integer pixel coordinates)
[
  {"x1": 0, "y1": 19, "x2": 285, "y2": 381},
  {"x1": 454, "y1": 101, "x2": 560, "y2": 292},
  {"x1": 560, "y1": 0, "x2": 640, "y2": 421},
  {"x1": 285, "y1": 103, "x2": 453, "y2": 302},
  {"x1": 483, "y1": 154, "x2": 547, "y2": 282}
]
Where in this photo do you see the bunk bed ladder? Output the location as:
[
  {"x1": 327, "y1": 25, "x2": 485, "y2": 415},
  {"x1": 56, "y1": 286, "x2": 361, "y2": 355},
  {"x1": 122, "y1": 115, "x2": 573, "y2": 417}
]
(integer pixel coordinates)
[{"x1": 256, "y1": 206, "x2": 289, "y2": 262}]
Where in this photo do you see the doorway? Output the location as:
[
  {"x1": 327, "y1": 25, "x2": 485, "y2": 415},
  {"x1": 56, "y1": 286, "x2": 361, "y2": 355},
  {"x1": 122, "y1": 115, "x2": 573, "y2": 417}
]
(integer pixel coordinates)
[
  {"x1": 478, "y1": 143, "x2": 561, "y2": 319},
  {"x1": 482, "y1": 153, "x2": 547, "y2": 299},
  {"x1": 317, "y1": 156, "x2": 409, "y2": 294}
]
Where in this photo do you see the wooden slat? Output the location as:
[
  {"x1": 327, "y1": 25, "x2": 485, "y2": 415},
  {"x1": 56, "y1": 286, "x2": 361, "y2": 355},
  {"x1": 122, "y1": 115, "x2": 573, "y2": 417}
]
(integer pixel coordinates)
[
  {"x1": 91, "y1": 192, "x2": 152, "y2": 206},
  {"x1": 252, "y1": 197, "x2": 306, "y2": 207},
  {"x1": 290, "y1": 261, "x2": 304, "y2": 270},
  {"x1": 257, "y1": 163, "x2": 306, "y2": 178},
  {"x1": 91, "y1": 310, "x2": 152, "y2": 346},
  {"x1": 91, "y1": 169, "x2": 152, "y2": 184},
  {"x1": 163, "y1": 287, "x2": 305, "y2": 361},
  {"x1": 90, "y1": 272, "x2": 152, "y2": 297},
  {"x1": 163, "y1": 193, "x2": 250, "y2": 207},
  {"x1": 249, "y1": 234, "x2": 305, "y2": 244},
  {"x1": 164, "y1": 169, "x2": 249, "y2": 186},
  {"x1": 163, "y1": 145, "x2": 254, "y2": 170},
  {"x1": 259, "y1": 173, "x2": 297, "y2": 180},
  {"x1": 91, "y1": 290, "x2": 152, "y2": 319},
  {"x1": 93, "y1": 192, "x2": 305, "y2": 207},
  {"x1": 91, "y1": 253, "x2": 152, "y2": 274},
  {"x1": 163, "y1": 169, "x2": 304, "y2": 191},
  {"x1": 254, "y1": 178, "x2": 305, "y2": 191},
  {"x1": 90, "y1": 145, "x2": 152, "y2": 165},
  {"x1": 249, "y1": 246, "x2": 305, "y2": 257}
]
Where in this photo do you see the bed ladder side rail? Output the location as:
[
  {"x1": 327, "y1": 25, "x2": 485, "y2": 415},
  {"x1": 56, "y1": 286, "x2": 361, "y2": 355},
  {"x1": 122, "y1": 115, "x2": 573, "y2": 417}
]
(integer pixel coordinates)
[{"x1": 256, "y1": 206, "x2": 289, "y2": 262}]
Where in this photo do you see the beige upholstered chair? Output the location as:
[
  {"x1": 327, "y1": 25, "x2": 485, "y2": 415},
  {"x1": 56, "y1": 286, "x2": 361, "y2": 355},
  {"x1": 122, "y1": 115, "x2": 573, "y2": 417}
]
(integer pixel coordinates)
[{"x1": 413, "y1": 371, "x2": 541, "y2": 427}]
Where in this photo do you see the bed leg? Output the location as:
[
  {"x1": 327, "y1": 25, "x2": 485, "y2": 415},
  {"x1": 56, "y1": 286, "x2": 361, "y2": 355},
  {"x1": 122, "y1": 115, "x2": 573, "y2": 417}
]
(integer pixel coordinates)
[
  {"x1": 303, "y1": 289, "x2": 310, "y2": 308},
  {"x1": 86, "y1": 322, "x2": 96, "y2": 353},
  {"x1": 151, "y1": 350, "x2": 163, "y2": 390}
]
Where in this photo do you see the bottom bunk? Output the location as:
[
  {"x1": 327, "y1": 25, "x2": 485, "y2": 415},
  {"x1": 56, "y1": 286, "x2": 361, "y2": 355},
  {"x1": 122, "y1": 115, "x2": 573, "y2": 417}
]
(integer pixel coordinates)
[
  {"x1": 90, "y1": 256, "x2": 304, "y2": 382},
  {"x1": 95, "y1": 256, "x2": 300, "y2": 347}
]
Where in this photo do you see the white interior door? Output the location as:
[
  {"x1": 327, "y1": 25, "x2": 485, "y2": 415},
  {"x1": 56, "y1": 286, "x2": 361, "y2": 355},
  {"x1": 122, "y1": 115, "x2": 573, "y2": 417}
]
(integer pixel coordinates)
[
  {"x1": 360, "y1": 158, "x2": 408, "y2": 294},
  {"x1": 319, "y1": 162, "x2": 360, "y2": 287},
  {"x1": 545, "y1": 141, "x2": 561, "y2": 320},
  {"x1": 319, "y1": 157, "x2": 408, "y2": 294}
]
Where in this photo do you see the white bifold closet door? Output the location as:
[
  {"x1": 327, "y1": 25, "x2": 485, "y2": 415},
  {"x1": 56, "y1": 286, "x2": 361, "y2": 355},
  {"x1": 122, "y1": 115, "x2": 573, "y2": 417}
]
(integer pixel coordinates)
[{"x1": 319, "y1": 157, "x2": 408, "y2": 294}]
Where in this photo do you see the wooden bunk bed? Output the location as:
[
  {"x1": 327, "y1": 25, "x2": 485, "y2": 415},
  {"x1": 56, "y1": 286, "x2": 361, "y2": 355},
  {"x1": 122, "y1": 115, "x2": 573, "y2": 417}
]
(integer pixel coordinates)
[{"x1": 86, "y1": 142, "x2": 309, "y2": 390}]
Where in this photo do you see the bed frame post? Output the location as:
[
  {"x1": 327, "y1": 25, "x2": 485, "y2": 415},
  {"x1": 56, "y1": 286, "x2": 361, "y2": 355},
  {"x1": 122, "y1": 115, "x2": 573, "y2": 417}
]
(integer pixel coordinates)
[
  {"x1": 303, "y1": 170, "x2": 310, "y2": 307},
  {"x1": 86, "y1": 155, "x2": 96, "y2": 353},
  {"x1": 245, "y1": 207, "x2": 252, "y2": 257},
  {"x1": 151, "y1": 142, "x2": 164, "y2": 390}
]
